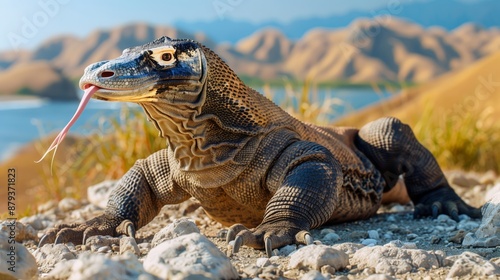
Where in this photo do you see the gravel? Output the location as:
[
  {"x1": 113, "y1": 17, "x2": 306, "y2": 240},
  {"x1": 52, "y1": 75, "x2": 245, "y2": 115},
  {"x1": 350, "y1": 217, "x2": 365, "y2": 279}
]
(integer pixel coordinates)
[{"x1": 1, "y1": 170, "x2": 499, "y2": 279}]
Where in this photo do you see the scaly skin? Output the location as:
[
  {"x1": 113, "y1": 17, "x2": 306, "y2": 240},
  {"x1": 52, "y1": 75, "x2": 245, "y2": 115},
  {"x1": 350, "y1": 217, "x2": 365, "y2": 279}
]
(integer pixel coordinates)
[{"x1": 39, "y1": 37, "x2": 481, "y2": 256}]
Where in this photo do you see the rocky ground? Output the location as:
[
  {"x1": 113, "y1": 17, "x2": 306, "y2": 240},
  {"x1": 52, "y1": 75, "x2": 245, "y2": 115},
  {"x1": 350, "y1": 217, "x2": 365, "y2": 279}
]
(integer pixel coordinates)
[{"x1": 1, "y1": 170, "x2": 500, "y2": 279}]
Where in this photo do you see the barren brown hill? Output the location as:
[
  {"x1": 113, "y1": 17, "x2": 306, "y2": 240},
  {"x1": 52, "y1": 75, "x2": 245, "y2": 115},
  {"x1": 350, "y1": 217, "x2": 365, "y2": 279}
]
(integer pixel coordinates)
[
  {"x1": 335, "y1": 50, "x2": 500, "y2": 127},
  {"x1": 1, "y1": 18, "x2": 499, "y2": 83},
  {"x1": 22, "y1": 23, "x2": 216, "y2": 77},
  {"x1": 282, "y1": 18, "x2": 500, "y2": 82},
  {"x1": 0, "y1": 61, "x2": 78, "y2": 100}
]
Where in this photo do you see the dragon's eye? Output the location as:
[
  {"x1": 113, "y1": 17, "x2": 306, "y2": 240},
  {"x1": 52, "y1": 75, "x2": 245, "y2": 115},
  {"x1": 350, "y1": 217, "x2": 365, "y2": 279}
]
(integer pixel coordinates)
[
  {"x1": 162, "y1": 53, "x2": 173, "y2": 61},
  {"x1": 149, "y1": 46, "x2": 176, "y2": 66}
]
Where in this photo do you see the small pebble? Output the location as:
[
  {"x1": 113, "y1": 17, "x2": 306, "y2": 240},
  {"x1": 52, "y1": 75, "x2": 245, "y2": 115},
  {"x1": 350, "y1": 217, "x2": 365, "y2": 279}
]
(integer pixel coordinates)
[
  {"x1": 437, "y1": 214, "x2": 455, "y2": 224},
  {"x1": 386, "y1": 215, "x2": 397, "y2": 222},
  {"x1": 350, "y1": 231, "x2": 369, "y2": 240},
  {"x1": 368, "y1": 230, "x2": 380, "y2": 240},
  {"x1": 457, "y1": 221, "x2": 479, "y2": 231},
  {"x1": 97, "y1": 246, "x2": 111, "y2": 253},
  {"x1": 256, "y1": 257, "x2": 270, "y2": 267},
  {"x1": 323, "y1": 232, "x2": 340, "y2": 243},
  {"x1": 407, "y1": 233, "x2": 418, "y2": 240},
  {"x1": 458, "y1": 214, "x2": 471, "y2": 222},
  {"x1": 383, "y1": 232, "x2": 393, "y2": 239},
  {"x1": 278, "y1": 244, "x2": 297, "y2": 256},
  {"x1": 361, "y1": 239, "x2": 377, "y2": 246},
  {"x1": 320, "y1": 228, "x2": 336, "y2": 235},
  {"x1": 269, "y1": 256, "x2": 280, "y2": 262}
]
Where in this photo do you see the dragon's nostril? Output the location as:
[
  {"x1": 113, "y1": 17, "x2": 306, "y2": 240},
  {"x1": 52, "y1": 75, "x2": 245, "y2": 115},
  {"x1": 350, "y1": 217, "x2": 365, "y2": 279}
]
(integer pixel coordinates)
[{"x1": 100, "y1": 70, "x2": 115, "y2": 78}]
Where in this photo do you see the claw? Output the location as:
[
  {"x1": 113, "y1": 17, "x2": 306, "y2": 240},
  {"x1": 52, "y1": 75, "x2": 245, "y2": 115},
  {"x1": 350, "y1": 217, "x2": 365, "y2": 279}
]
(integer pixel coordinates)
[
  {"x1": 295, "y1": 230, "x2": 314, "y2": 245},
  {"x1": 233, "y1": 236, "x2": 243, "y2": 254},
  {"x1": 305, "y1": 234, "x2": 314, "y2": 245},
  {"x1": 431, "y1": 202, "x2": 441, "y2": 218},
  {"x1": 226, "y1": 224, "x2": 248, "y2": 243},
  {"x1": 38, "y1": 234, "x2": 54, "y2": 247},
  {"x1": 265, "y1": 237, "x2": 273, "y2": 257},
  {"x1": 117, "y1": 219, "x2": 136, "y2": 238}
]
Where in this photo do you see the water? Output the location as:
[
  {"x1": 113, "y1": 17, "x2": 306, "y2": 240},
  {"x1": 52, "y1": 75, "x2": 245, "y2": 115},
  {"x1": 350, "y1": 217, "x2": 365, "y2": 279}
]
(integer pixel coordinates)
[{"x1": 0, "y1": 87, "x2": 392, "y2": 161}]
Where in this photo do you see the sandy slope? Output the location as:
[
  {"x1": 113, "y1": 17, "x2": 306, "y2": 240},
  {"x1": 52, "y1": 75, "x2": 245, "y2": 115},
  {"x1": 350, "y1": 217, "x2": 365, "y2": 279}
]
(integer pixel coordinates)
[{"x1": 336, "y1": 50, "x2": 500, "y2": 128}]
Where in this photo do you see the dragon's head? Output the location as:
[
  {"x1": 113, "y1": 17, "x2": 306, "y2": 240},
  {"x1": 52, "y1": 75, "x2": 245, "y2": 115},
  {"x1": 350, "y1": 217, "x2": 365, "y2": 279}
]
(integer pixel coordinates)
[{"x1": 79, "y1": 36, "x2": 207, "y2": 103}]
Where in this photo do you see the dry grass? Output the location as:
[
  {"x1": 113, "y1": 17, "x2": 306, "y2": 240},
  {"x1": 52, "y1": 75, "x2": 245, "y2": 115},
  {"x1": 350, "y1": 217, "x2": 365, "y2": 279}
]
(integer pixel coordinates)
[
  {"x1": 4, "y1": 68, "x2": 500, "y2": 216},
  {"x1": 63, "y1": 105, "x2": 166, "y2": 190},
  {"x1": 263, "y1": 80, "x2": 345, "y2": 125},
  {"x1": 413, "y1": 106, "x2": 500, "y2": 174}
]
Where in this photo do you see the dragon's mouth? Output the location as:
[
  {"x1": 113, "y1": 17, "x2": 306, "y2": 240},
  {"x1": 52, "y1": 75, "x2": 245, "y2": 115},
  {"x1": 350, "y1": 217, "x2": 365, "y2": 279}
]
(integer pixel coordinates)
[{"x1": 80, "y1": 82, "x2": 158, "y2": 102}]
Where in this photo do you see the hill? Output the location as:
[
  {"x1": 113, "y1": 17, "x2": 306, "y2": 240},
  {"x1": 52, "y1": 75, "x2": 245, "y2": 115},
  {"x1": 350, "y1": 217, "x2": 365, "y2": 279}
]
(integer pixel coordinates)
[
  {"x1": 175, "y1": 0, "x2": 500, "y2": 44},
  {"x1": 0, "y1": 61, "x2": 78, "y2": 100},
  {"x1": 1, "y1": 18, "x2": 499, "y2": 84},
  {"x1": 336, "y1": 50, "x2": 500, "y2": 127}
]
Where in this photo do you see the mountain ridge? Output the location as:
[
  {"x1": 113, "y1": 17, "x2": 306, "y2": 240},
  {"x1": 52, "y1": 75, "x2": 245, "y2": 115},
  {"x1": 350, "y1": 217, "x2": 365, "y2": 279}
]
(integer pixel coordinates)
[
  {"x1": 174, "y1": 0, "x2": 500, "y2": 44},
  {"x1": 0, "y1": 16, "x2": 499, "y2": 100}
]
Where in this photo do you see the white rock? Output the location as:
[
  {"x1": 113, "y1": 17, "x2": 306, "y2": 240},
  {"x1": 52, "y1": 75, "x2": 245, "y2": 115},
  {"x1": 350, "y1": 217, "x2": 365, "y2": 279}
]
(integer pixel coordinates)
[
  {"x1": 301, "y1": 270, "x2": 329, "y2": 280},
  {"x1": 34, "y1": 243, "x2": 76, "y2": 273},
  {"x1": 365, "y1": 274, "x2": 397, "y2": 280},
  {"x1": 151, "y1": 218, "x2": 200, "y2": 247},
  {"x1": 144, "y1": 232, "x2": 238, "y2": 279},
  {"x1": 19, "y1": 214, "x2": 54, "y2": 231},
  {"x1": 120, "y1": 236, "x2": 140, "y2": 256},
  {"x1": 323, "y1": 232, "x2": 340, "y2": 243},
  {"x1": 383, "y1": 232, "x2": 393, "y2": 239},
  {"x1": 256, "y1": 257, "x2": 270, "y2": 267},
  {"x1": 320, "y1": 228, "x2": 336, "y2": 235},
  {"x1": 97, "y1": 246, "x2": 111, "y2": 253},
  {"x1": 46, "y1": 259, "x2": 76, "y2": 279},
  {"x1": 457, "y1": 221, "x2": 480, "y2": 231},
  {"x1": 51, "y1": 251, "x2": 154, "y2": 280},
  {"x1": 385, "y1": 240, "x2": 417, "y2": 249},
  {"x1": 368, "y1": 230, "x2": 380, "y2": 239},
  {"x1": 446, "y1": 251, "x2": 500, "y2": 278},
  {"x1": 278, "y1": 244, "x2": 297, "y2": 256},
  {"x1": 351, "y1": 245, "x2": 443, "y2": 274},
  {"x1": 0, "y1": 232, "x2": 37, "y2": 280},
  {"x1": 85, "y1": 235, "x2": 121, "y2": 251},
  {"x1": 87, "y1": 180, "x2": 118, "y2": 209},
  {"x1": 486, "y1": 182, "x2": 500, "y2": 201},
  {"x1": 436, "y1": 214, "x2": 455, "y2": 224},
  {"x1": 406, "y1": 233, "x2": 418, "y2": 240},
  {"x1": 459, "y1": 214, "x2": 471, "y2": 221},
  {"x1": 389, "y1": 204, "x2": 406, "y2": 212},
  {"x1": 0, "y1": 220, "x2": 37, "y2": 242},
  {"x1": 386, "y1": 215, "x2": 397, "y2": 222},
  {"x1": 288, "y1": 245, "x2": 349, "y2": 271},
  {"x1": 362, "y1": 239, "x2": 377, "y2": 246},
  {"x1": 462, "y1": 232, "x2": 500, "y2": 247},
  {"x1": 38, "y1": 200, "x2": 58, "y2": 213},
  {"x1": 58, "y1": 197, "x2": 81, "y2": 212},
  {"x1": 476, "y1": 187, "x2": 500, "y2": 239},
  {"x1": 462, "y1": 186, "x2": 500, "y2": 247},
  {"x1": 332, "y1": 242, "x2": 365, "y2": 255}
]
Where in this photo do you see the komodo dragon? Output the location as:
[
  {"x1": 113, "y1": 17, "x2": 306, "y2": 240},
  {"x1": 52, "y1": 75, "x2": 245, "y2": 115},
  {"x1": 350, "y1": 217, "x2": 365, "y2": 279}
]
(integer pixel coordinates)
[{"x1": 39, "y1": 37, "x2": 481, "y2": 256}]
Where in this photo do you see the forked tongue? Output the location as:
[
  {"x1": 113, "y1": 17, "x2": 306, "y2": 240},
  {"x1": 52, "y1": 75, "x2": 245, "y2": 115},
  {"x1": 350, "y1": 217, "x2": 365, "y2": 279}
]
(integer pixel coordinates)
[{"x1": 36, "y1": 85, "x2": 100, "y2": 165}]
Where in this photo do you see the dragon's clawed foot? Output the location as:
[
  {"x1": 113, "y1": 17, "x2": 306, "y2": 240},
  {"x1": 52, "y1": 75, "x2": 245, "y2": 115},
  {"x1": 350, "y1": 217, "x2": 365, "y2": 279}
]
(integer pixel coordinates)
[
  {"x1": 413, "y1": 186, "x2": 482, "y2": 222},
  {"x1": 226, "y1": 223, "x2": 313, "y2": 257},
  {"x1": 38, "y1": 215, "x2": 135, "y2": 247}
]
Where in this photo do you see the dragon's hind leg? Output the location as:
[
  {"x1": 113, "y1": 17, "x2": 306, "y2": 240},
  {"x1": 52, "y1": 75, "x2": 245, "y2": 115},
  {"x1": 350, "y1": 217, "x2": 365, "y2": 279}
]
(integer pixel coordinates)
[{"x1": 355, "y1": 117, "x2": 481, "y2": 221}]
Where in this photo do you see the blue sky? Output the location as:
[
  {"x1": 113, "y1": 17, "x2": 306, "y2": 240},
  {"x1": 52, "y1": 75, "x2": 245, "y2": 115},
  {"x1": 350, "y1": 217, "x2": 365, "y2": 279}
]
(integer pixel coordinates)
[{"x1": 0, "y1": 0, "x2": 485, "y2": 51}]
